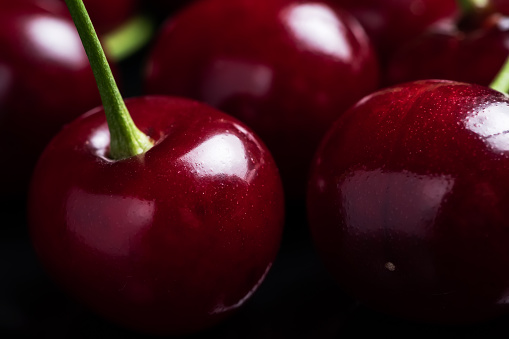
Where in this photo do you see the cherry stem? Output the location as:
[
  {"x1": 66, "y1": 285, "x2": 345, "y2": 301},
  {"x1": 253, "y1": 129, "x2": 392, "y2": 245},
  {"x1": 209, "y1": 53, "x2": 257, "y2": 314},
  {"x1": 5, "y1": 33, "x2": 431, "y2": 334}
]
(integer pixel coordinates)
[
  {"x1": 456, "y1": 0, "x2": 489, "y2": 13},
  {"x1": 490, "y1": 56, "x2": 509, "y2": 94},
  {"x1": 103, "y1": 15, "x2": 155, "y2": 62},
  {"x1": 64, "y1": 0, "x2": 152, "y2": 160}
]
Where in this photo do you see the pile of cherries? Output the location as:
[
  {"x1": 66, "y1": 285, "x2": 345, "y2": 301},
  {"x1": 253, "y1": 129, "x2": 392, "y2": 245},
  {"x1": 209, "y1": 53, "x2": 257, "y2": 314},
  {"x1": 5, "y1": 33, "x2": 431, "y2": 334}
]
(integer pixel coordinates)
[{"x1": 4, "y1": 0, "x2": 509, "y2": 336}]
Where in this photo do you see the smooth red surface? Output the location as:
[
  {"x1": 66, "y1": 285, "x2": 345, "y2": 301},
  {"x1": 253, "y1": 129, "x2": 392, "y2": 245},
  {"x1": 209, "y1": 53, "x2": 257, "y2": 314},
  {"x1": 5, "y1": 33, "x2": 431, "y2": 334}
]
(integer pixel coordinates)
[
  {"x1": 79, "y1": 0, "x2": 139, "y2": 34},
  {"x1": 0, "y1": 0, "x2": 104, "y2": 197},
  {"x1": 143, "y1": 0, "x2": 379, "y2": 200},
  {"x1": 493, "y1": 0, "x2": 509, "y2": 15},
  {"x1": 332, "y1": 0, "x2": 458, "y2": 60},
  {"x1": 307, "y1": 80, "x2": 509, "y2": 323},
  {"x1": 28, "y1": 96, "x2": 285, "y2": 335},
  {"x1": 386, "y1": 13, "x2": 509, "y2": 87}
]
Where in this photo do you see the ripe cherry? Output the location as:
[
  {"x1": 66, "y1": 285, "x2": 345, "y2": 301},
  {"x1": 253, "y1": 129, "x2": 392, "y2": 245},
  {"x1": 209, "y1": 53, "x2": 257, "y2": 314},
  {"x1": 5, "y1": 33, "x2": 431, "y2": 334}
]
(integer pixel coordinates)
[
  {"x1": 28, "y1": 0, "x2": 285, "y2": 335},
  {"x1": 331, "y1": 0, "x2": 458, "y2": 61},
  {"x1": 307, "y1": 65, "x2": 509, "y2": 322},
  {"x1": 143, "y1": 0, "x2": 379, "y2": 200},
  {"x1": 386, "y1": 0, "x2": 509, "y2": 87},
  {"x1": 0, "y1": 0, "x2": 105, "y2": 197}
]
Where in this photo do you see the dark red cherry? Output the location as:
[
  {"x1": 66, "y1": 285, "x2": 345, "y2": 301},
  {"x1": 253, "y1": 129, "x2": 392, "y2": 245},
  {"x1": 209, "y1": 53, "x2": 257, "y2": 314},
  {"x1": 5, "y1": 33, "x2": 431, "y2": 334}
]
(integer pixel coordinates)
[
  {"x1": 386, "y1": 7, "x2": 509, "y2": 86},
  {"x1": 331, "y1": 0, "x2": 458, "y2": 61},
  {"x1": 29, "y1": 96, "x2": 285, "y2": 335},
  {"x1": 143, "y1": 0, "x2": 379, "y2": 200},
  {"x1": 307, "y1": 79, "x2": 509, "y2": 323},
  {"x1": 0, "y1": 0, "x2": 107, "y2": 197},
  {"x1": 29, "y1": 1, "x2": 285, "y2": 334}
]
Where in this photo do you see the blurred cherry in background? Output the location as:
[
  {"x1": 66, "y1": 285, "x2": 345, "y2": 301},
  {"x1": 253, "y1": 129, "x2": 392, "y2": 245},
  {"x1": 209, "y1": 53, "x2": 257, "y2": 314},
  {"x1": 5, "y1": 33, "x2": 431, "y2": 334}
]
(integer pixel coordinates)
[
  {"x1": 144, "y1": 0, "x2": 379, "y2": 200},
  {"x1": 0, "y1": 0, "x2": 108, "y2": 199}
]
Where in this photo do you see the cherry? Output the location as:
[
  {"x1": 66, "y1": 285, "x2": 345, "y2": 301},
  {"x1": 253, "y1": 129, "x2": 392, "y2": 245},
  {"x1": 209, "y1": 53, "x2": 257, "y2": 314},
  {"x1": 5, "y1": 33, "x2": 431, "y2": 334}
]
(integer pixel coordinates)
[
  {"x1": 28, "y1": 0, "x2": 284, "y2": 335},
  {"x1": 330, "y1": 0, "x2": 458, "y2": 61},
  {"x1": 29, "y1": 96, "x2": 285, "y2": 335},
  {"x1": 0, "y1": 0, "x2": 108, "y2": 198},
  {"x1": 386, "y1": 0, "x2": 509, "y2": 87},
  {"x1": 307, "y1": 64, "x2": 509, "y2": 321},
  {"x1": 143, "y1": 0, "x2": 379, "y2": 200}
]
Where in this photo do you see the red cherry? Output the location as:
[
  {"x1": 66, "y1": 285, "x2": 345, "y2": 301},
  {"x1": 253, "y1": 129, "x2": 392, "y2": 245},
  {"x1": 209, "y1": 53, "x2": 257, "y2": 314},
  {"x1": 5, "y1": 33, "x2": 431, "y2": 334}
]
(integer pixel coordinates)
[
  {"x1": 330, "y1": 0, "x2": 458, "y2": 61},
  {"x1": 307, "y1": 79, "x2": 509, "y2": 323},
  {"x1": 28, "y1": 1, "x2": 284, "y2": 334},
  {"x1": 0, "y1": 0, "x2": 109, "y2": 197},
  {"x1": 143, "y1": 0, "x2": 379, "y2": 200},
  {"x1": 28, "y1": 96, "x2": 285, "y2": 335},
  {"x1": 386, "y1": 7, "x2": 509, "y2": 86}
]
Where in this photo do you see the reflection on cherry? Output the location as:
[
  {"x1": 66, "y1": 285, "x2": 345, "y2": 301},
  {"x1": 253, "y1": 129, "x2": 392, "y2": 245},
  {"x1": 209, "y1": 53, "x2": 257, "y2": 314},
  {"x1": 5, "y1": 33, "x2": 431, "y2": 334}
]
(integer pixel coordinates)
[
  {"x1": 29, "y1": 96, "x2": 285, "y2": 335},
  {"x1": 0, "y1": 0, "x2": 103, "y2": 197},
  {"x1": 331, "y1": 0, "x2": 457, "y2": 60},
  {"x1": 308, "y1": 80, "x2": 509, "y2": 323},
  {"x1": 386, "y1": 9, "x2": 509, "y2": 87},
  {"x1": 144, "y1": 0, "x2": 379, "y2": 200}
]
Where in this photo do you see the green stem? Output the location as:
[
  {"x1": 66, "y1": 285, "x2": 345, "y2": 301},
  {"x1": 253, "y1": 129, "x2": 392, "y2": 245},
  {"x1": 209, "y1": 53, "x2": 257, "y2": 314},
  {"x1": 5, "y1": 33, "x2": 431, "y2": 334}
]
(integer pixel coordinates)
[
  {"x1": 103, "y1": 15, "x2": 155, "y2": 62},
  {"x1": 490, "y1": 56, "x2": 509, "y2": 94},
  {"x1": 64, "y1": 0, "x2": 152, "y2": 160},
  {"x1": 456, "y1": 0, "x2": 489, "y2": 13}
]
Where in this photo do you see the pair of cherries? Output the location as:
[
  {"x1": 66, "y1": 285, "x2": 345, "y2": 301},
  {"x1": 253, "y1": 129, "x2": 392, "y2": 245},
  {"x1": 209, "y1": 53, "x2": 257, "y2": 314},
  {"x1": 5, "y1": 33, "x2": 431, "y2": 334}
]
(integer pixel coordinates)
[{"x1": 23, "y1": 0, "x2": 509, "y2": 336}]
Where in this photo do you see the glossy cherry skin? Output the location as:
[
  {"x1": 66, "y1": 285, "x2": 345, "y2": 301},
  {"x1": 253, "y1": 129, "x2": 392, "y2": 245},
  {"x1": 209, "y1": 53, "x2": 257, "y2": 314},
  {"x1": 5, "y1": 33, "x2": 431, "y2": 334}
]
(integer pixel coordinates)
[
  {"x1": 386, "y1": 13, "x2": 509, "y2": 87},
  {"x1": 307, "y1": 80, "x2": 509, "y2": 323},
  {"x1": 28, "y1": 96, "x2": 285, "y2": 335},
  {"x1": 331, "y1": 0, "x2": 457, "y2": 61},
  {"x1": 0, "y1": 0, "x2": 104, "y2": 197},
  {"x1": 144, "y1": 0, "x2": 379, "y2": 200}
]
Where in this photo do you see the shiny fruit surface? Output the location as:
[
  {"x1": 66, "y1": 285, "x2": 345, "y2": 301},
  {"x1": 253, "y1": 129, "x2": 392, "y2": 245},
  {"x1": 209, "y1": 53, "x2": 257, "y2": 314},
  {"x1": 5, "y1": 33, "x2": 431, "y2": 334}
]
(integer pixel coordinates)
[
  {"x1": 332, "y1": 0, "x2": 457, "y2": 60},
  {"x1": 144, "y1": 0, "x2": 379, "y2": 200},
  {"x1": 0, "y1": 0, "x2": 103, "y2": 197},
  {"x1": 386, "y1": 13, "x2": 509, "y2": 86},
  {"x1": 308, "y1": 80, "x2": 509, "y2": 323},
  {"x1": 29, "y1": 96, "x2": 285, "y2": 335}
]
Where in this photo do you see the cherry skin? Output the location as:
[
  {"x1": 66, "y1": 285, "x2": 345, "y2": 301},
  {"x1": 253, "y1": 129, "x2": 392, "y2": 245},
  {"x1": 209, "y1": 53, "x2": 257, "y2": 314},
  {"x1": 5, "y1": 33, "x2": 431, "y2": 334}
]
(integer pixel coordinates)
[
  {"x1": 143, "y1": 0, "x2": 379, "y2": 200},
  {"x1": 0, "y1": 0, "x2": 106, "y2": 197},
  {"x1": 307, "y1": 80, "x2": 509, "y2": 323},
  {"x1": 28, "y1": 96, "x2": 285, "y2": 335},
  {"x1": 386, "y1": 11, "x2": 509, "y2": 87},
  {"x1": 493, "y1": 0, "x2": 509, "y2": 15},
  {"x1": 330, "y1": 0, "x2": 458, "y2": 61},
  {"x1": 58, "y1": 0, "x2": 140, "y2": 35}
]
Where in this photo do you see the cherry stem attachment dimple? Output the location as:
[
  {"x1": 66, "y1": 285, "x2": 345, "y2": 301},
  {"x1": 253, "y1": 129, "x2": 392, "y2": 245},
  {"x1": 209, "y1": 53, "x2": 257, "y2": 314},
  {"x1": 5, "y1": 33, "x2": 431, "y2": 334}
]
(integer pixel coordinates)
[{"x1": 64, "y1": 0, "x2": 152, "y2": 160}]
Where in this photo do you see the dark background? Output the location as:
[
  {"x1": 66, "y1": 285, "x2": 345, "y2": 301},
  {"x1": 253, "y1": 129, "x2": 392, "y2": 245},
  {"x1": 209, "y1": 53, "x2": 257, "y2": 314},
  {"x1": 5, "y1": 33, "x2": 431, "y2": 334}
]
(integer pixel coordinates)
[{"x1": 4, "y1": 196, "x2": 509, "y2": 338}]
